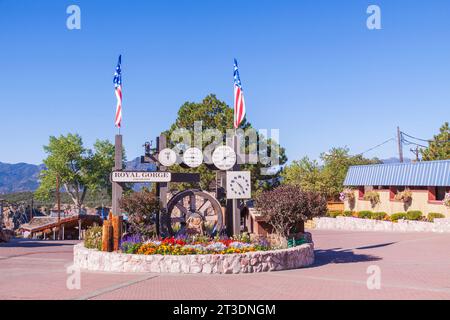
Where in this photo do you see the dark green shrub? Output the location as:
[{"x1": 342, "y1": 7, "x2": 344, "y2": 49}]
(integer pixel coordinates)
[
  {"x1": 357, "y1": 211, "x2": 373, "y2": 219},
  {"x1": 327, "y1": 210, "x2": 344, "y2": 218},
  {"x1": 84, "y1": 226, "x2": 102, "y2": 250},
  {"x1": 390, "y1": 212, "x2": 407, "y2": 222},
  {"x1": 406, "y1": 211, "x2": 423, "y2": 221},
  {"x1": 343, "y1": 211, "x2": 354, "y2": 217},
  {"x1": 427, "y1": 212, "x2": 445, "y2": 222},
  {"x1": 371, "y1": 212, "x2": 387, "y2": 220}
]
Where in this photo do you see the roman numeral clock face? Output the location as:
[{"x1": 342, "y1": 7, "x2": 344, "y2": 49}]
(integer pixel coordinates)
[{"x1": 226, "y1": 171, "x2": 251, "y2": 199}]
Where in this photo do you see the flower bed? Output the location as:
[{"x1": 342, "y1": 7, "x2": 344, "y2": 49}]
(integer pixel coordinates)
[
  {"x1": 119, "y1": 234, "x2": 271, "y2": 256},
  {"x1": 74, "y1": 233, "x2": 315, "y2": 274}
]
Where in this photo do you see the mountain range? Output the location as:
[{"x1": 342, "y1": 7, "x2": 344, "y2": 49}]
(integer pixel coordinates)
[{"x1": 0, "y1": 158, "x2": 155, "y2": 195}]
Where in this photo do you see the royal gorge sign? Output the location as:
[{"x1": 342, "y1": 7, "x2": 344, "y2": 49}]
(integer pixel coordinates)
[{"x1": 111, "y1": 171, "x2": 171, "y2": 183}]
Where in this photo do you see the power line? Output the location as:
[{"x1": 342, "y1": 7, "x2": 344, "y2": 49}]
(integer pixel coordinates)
[
  {"x1": 401, "y1": 131, "x2": 450, "y2": 144},
  {"x1": 358, "y1": 138, "x2": 395, "y2": 156}
]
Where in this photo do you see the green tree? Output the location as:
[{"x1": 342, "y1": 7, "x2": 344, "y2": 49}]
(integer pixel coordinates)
[
  {"x1": 282, "y1": 147, "x2": 380, "y2": 200},
  {"x1": 163, "y1": 94, "x2": 287, "y2": 194},
  {"x1": 35, "y1": 134, "x2": 122, "y2": 211},
  {"x1": 421, "y1": 122, "x2": 450, "y2": 160}
]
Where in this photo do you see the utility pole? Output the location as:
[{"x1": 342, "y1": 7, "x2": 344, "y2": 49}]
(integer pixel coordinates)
[{"x1": 397, "y1": 126, "x2": 404, "y2": 163}]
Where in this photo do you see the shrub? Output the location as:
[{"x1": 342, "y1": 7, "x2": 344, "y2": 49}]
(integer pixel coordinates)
[
  {"x1": 84, "y1": 226, "x2": 102, "y2": 250},
  {"x1": 255, "y1": 185, "x2": 327, "y2": 239},
  {"x1": 371, "y1": 212, "x2": 387, "y2": 220},
  {"x1": 343, "y1": 211, "x2": 354, "y2": 217},
  {"x1": 119, "y1": 188, "x2": 160, "y2": 238},
  {"x1": 363, "y1": 191, "x2": 380, "y2": 207},
  {"x1": 357, "y1": 211, "x2": 373, "y2": 219},
  {"x1": 327, "y1": 210, "x2": 344, "y2": 218},
  {"x1": 390, "y1": 212, "x2": 407, "y2": 222},
  {"x1": 406, "y1": 211, "x2": 423, "y2": 221},
  {"x1": 427, "y1": 212, "x2": 445, "y2": 222}
]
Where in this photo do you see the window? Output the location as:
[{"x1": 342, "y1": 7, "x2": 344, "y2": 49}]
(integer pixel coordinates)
[{"x1": 436, "y1": 187, "x2": 446, "y2": 201}]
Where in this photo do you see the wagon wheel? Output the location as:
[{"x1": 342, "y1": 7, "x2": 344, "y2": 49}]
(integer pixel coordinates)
[{"x1": 164, "y1": 189, "x2": 223, "y2": 237}]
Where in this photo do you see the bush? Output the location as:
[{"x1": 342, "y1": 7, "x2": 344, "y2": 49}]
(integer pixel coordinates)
[
  {"x1": 327, "y1": 210, "x2": 344, "y2": 218},
  {"x1": 357, "y1": 211, "x2": 373, "y2": 219},
  {"x1": 84, "y1": 226, "x2": 102, "y2": 250},
  {"x1": 119, "y1": 188, "x2": 160, "y2": 238},
  {"x1": 427, "y1": 212, "x2": 445, "y2": 222},
  {"x1": 371, "y1": 212, "x2": 387, "y2": 220},
  {"x1": 406, "y1": 211, "x2": 423, "y2": 221},
  {"x1": 390, "y1": 212, "x2": 407, "y2": 222},
  {"x1": 343, "y1": 211, "x2": 354, "y2": 217},
  {"x1": 255, "y1": 185, "x2": 327, "y2": 238}
]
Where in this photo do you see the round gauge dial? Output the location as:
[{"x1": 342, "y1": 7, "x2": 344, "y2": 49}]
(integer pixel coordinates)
[
  {"x1": 212, "y1": 146, "x2": 236, "y2": 171},
  {"x1": 183, "y1": 147, "x2": 203, "y2": 168},
  {"x1": 227, "y1": 172, "x2": 251, "y2": 199},
  {"x1": 158, "y1": 148, "x2": 177, "y2": 167}
]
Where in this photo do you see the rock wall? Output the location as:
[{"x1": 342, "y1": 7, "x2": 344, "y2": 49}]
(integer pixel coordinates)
[
  {"x1": 313, "y1": 217, "x2": 450, "y2": 233},
  {"x1": 73, "y1": 242, "x2": 315, "y2": 274}
]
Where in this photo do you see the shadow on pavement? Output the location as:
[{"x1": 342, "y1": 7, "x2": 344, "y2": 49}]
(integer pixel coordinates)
[
  {"x1": 355, "y1": 242, "x2": 396, "y2": 250},
  {"x1": 312, "y1": 248, "x2": 381, "y2": 267}
]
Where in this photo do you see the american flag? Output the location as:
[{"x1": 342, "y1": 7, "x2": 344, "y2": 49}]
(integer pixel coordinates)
[
  {"x1": 233, "y1": 58, "x2": 246, "y2": 129},
  {"x1": 113, "y1": 55, "x2": 122, "y2": 128}
]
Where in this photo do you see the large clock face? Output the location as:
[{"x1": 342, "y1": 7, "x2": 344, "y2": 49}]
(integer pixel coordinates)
[
  {"x1": 183, "y1": 147, "x2": 203, "y2": 168},
  {"x1": 158, "y1": 148, "x2": 177, "y2": 167},
  {"x1": 226, "y1": 171, "x2": 251, "y2": 199},
  {"x1": 212, "y1": 146, "x2": 236, "y2": 171}
]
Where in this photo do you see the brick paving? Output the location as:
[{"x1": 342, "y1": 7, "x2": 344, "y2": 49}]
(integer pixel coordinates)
[{"x1": 1, "y1": 230, "x2": 450, "y2": 300}]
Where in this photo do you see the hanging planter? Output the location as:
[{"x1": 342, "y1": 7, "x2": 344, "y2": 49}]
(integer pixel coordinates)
[
  {"x1": 394, "y1": 189, "x2": 413, "y2": 204},
  {"x1": 444, "y1": 193, "x2": 450, "y2": 208},
  {"x1": 364, "y1": 191, "x2": 380, "y2": 208}
]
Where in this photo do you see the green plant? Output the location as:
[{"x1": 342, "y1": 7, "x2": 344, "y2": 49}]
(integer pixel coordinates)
[
  {"x1": 406, "y1": 211, "x2": 423, "y2": 221},
  {"x1": 255, "y1": 185, "x2": 327, "y2": 239},
  {"x1": 371, "y1": 212, "x2": 387, "y2": 220},
  {"x1": 394, "y1": 189, "x2": 413, "y2": 203},
  {"x1": 427, "y1": 212, "x2": 445, "y2": 222},
  {"x1": 357, "y1": 211, "x2": 373, "y2": 219},
  {"x1": 363, "y1": 191, "x2": 380, "y2": 207},
  {"x1": 390, "y1": 212, "x2": 407, "y2": 222},
  {"x1": 84, "y1": 226, "x2": 102, "y2": 250},
  {"x1": 327, "y1": 210, "x2": 344, "y2": 218},
  {"x1": 343, "y1": 210, "x2": 354, "y2": 217}
]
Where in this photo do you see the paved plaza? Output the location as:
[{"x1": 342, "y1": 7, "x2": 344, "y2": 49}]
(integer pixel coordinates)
[{"x1": 1, "y1": 230, "x2": 450, "y2": 300}]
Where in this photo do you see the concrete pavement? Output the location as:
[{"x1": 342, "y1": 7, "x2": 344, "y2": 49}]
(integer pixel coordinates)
[{"x1": 1, "y1": 230, "x2": 449, "y2": 300}]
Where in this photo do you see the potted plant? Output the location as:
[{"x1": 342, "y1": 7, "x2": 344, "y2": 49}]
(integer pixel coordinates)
[
  {"x1": 444, "y1": 193, "x2": 450, "y2": 208},
  {"x1": 394, "y1": 189, "x2": 413, "y2": 204},
  {"x1": 363, "y1": 191, "x2": 380, "y2": 208}
]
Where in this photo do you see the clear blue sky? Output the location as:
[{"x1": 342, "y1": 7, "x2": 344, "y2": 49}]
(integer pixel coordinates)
[{"x1": 1, "y1": 0, "x2": 449, "y2": 165}]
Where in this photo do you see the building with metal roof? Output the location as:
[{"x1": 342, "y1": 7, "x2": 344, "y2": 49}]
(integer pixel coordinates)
[{"x1": 342, "y1": 160, "x2": 449, "y2": 217}]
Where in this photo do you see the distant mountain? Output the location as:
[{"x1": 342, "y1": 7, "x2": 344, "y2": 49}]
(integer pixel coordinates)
[
  {"x1": 0, "y1": 162, "x2": 44, "y2": 194},
  {"x1": 0, "y1": 157, "x2": 156, "y2": 195},
  {"x1": 381, "y1": 157, "x2": 412, "y2": 164}
]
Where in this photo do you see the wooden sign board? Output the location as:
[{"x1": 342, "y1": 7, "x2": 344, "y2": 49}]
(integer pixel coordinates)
[{"x1": 111, "y1": 171, "x2": 171, "y2": 183}]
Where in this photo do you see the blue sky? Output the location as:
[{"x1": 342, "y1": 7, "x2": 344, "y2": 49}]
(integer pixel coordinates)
[{"x1": 0, "y1": 0, "x2": 449, "y2": 165}]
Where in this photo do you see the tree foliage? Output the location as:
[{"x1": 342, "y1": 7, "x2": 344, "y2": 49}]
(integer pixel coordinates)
[
  {"x1": 163, "y1": 94, "x2": 287, "y2": 194},
  {"x1": 421, "y1": 122, "x2": 450, "y2": 161},
  {"x1": 255, "y1": 185, "x2": 327, "y2": 238},
  {"x1": 119, "y1": 188, "x2": 160, "y2": 237},
  {"x1": 35, "y1": 134, "x2": 121, "y2": 210},
  {"x1": 282, "y1": 147, "x2": 380, "y2": 201}
]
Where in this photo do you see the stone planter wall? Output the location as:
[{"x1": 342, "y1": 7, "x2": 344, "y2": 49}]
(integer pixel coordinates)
[
  {"x1": 73, "y1": 242, "x2": 315, "y2": 274},
  {"x1": 313, "y1": 217, "x2": 450, "y2": 233}
]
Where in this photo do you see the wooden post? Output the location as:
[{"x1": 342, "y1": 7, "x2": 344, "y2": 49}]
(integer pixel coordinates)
[
  {"x1": 78, "y1": 219, "x2": 82, "y2": 240},
  {"x1": 102, "y1": 219, "x2": 113, "y2": 252},
  {"x1": 397, "y1": 126, "x2": 404, "y2": 163},
  {"x1": 112, "y1": 215, "x2": 123, "y2": 251},
  {"x1": 112, "y1": 134, "x2": 123, "y2": 216},
  {"x1": 156, "y1": 135, "x2": 168, "y2": 237},
  {"x1": 62, "y1": 224, "x2": 65, "y2": 240}
]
